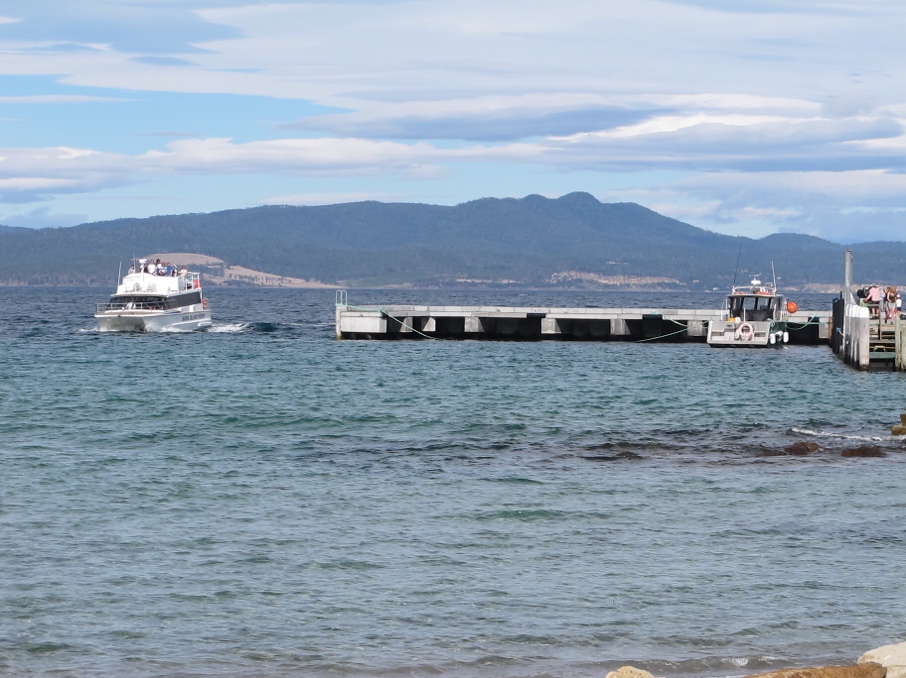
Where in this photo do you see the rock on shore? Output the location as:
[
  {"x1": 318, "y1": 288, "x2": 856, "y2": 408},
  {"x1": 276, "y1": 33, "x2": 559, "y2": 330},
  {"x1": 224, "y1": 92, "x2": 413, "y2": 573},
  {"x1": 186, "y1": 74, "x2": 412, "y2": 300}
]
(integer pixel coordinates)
[
  {"x1": 743, "y1": 662, "x2": 885, "y2": 678},
  {"x1": 860, "y1": 641, "x2": 906, "y2": 678},
  {"x1": 604, "y1": 640, "x2": 906, "y2": 678}
]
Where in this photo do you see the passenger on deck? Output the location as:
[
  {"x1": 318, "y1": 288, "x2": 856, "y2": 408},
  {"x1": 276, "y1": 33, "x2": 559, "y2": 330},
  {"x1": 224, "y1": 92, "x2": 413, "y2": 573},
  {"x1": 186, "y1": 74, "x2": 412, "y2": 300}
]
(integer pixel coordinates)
[{"x1": 146, "y1": 261, "x2": 157, "y2": 275}]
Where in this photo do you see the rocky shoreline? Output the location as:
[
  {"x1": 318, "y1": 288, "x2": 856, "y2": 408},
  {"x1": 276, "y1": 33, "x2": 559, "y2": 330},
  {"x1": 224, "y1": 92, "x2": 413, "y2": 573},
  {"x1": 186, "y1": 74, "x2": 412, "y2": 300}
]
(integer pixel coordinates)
[{"x1": 606, "y1": 640, "x2": 906, "y2": 678}]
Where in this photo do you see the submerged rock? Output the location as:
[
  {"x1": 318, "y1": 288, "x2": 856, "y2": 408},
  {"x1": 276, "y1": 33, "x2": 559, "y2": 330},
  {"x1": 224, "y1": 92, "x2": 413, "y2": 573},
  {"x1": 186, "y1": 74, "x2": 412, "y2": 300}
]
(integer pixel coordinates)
[
  {"x1": 584, "y1": 451, "x2": 644, "y2": 462},
  {"x1": 743, "y1": 662, "x2": 885, "y2": 678},
  {"x1": 841, "y1": 445, "x2": 886, "y2": 458},
  {"x1": 783, "y1": 441, "x2": 823, "y2": 455}
]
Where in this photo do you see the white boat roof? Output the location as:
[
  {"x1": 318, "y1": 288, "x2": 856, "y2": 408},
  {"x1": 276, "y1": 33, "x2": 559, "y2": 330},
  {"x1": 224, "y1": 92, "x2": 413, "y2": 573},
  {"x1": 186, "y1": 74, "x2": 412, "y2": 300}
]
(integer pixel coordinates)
[
  {"x1": 115, "y1": 270, "x2": 201, "y2": 295},
  {"x1": 729, "y1": 277, "x2": 780, "y2": 296}
]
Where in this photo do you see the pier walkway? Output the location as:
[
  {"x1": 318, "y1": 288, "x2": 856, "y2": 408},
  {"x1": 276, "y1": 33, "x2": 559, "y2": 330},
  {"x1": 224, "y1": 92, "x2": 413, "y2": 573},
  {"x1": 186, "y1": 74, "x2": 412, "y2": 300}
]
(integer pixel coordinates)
[
  {"x1": 335, "y1": 293, "x2": 830, "y2": 344},
  {"x1": 832, "y1": 250, "x2": 906, "y2": 370}
]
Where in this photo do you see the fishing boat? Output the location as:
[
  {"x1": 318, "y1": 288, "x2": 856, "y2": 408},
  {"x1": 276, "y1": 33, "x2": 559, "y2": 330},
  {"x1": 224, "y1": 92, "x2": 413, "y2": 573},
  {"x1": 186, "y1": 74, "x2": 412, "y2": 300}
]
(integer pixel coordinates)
[
  {"x1": 707, "y1": 276, "x2": 795, "y2": 347},
  {"x1": 95, "y1": 258, "x2": 212, "y2": 332}
]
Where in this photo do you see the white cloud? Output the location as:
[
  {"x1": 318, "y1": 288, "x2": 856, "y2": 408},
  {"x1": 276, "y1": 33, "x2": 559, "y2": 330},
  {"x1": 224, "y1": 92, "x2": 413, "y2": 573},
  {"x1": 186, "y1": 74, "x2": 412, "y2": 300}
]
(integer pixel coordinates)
[
  {"x1": 2, "y1": 0, "x2": 906, "y2": 241},
  {"x1": 144, "y1": 137, "x2": 451, "y2": 177},
  {"x1": 0, "y1": 138, "x2": 466, "y2": 201},
  {"x1": 0, "y1": 95, "x2": 129, "y2": 104},
  {"x1": 1, "y1": 205, "x2": 86, "y2": 228}
]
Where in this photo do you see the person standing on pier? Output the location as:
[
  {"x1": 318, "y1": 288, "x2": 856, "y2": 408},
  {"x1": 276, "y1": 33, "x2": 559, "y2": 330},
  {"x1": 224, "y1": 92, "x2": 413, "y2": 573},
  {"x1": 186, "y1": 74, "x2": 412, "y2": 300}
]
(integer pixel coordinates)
[{"x1": 866, "y1": 284, "x2": 882, "y2": 318}]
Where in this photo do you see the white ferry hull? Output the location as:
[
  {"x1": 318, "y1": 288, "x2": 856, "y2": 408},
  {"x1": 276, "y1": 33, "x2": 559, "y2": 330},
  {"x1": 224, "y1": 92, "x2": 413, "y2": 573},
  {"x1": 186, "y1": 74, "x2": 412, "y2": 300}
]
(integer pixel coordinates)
[{"x1": 96, "y1": 309, "x2": 212, "y2": 332}]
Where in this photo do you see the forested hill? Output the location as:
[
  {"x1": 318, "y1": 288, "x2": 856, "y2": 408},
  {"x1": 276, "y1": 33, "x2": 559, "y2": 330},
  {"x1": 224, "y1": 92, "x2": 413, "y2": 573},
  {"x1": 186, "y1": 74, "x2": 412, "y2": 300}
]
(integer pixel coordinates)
[{"x1": 0, "y1": 192, "x2": 901, "y2": 289}]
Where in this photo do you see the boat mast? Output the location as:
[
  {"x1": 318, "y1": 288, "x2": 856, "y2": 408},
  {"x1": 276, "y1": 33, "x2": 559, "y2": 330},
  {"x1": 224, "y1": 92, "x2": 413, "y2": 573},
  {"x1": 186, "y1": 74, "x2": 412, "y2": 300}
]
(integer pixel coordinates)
[{"x1": 732, "y1": 242, "x2": 742, "y2": 288}]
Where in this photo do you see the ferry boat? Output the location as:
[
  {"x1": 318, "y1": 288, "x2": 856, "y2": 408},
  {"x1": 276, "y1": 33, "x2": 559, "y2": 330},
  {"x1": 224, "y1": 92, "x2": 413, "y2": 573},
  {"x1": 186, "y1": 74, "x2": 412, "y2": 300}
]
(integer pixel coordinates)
[
  {"x1": 95, "y1": 258, "x2": 212, "y2": 332},
  {"x1": 707, "y1": 276, "x2": 795, "y2": 347}
]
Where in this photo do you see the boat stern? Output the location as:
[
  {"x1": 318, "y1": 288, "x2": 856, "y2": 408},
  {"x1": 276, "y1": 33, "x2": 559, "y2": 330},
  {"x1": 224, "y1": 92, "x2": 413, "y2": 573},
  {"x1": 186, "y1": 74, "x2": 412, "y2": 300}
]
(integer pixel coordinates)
[{"x1": 707, "y1": 319, "x2": 788, "y2": 347}]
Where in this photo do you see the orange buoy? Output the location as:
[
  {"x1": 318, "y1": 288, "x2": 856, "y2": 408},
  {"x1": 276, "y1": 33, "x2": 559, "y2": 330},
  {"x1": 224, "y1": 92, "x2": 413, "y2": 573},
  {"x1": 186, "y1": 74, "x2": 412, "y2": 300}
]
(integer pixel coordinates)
[{"x1": 786, "y1": 301, "x2": 798, "y2": 314}]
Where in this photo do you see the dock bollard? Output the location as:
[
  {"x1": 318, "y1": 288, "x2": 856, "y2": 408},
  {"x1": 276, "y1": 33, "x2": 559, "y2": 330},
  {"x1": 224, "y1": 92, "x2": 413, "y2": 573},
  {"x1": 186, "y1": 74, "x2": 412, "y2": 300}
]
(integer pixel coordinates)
[{"x1": 892, "y1": 413, "x2": 906, "y2": 436}]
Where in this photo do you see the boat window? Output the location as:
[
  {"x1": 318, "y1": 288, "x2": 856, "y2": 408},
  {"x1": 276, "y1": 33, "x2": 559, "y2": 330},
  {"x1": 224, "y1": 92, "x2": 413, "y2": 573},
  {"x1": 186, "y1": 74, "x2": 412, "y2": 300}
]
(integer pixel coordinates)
[
  {"x1": 164, "y1": 291, "x2": 202, "y2": 309},
  {"x1": 109, "y1": 295, "x2": 167, "y2": 309},
  {"x1": 104, "y1": 292, "x2": 200, "y2": 311},
  {"x1": 730, "y1": 296, "x2": 774, "y2": 313}
]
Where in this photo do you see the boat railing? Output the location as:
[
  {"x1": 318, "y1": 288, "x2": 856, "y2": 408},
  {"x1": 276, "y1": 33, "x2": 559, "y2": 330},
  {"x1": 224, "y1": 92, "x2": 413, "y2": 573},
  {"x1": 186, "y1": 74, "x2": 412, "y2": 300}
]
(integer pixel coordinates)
[{"x1": 96, "y1": 300, "x2": 168, "y2": 312}]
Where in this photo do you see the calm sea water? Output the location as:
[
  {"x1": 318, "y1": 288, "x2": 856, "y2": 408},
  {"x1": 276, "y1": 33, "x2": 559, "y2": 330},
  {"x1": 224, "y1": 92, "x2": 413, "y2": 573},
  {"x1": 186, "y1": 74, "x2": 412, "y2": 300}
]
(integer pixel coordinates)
[{"x1": 2, "y1": 287, "x2": 905, "y2": 678}]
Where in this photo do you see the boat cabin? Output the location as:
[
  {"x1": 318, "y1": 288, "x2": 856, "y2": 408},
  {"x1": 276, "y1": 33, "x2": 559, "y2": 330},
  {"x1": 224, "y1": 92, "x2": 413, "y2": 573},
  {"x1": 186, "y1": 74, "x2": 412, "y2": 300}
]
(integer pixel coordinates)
[
  {"x1": 727, "y1": 293, "x2": 785, "y2": 322},
  {"x1": 725, "y1": 279, "x2": 785, "y2": 322},
  {"x1": 101, "y1": 290, "x2": 203, "y2": 312}
]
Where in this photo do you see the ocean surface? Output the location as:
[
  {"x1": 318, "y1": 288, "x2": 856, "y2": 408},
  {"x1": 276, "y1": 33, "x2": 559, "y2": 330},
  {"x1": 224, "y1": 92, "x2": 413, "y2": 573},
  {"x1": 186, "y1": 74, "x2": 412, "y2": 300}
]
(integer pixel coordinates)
[{"x1": 2, "y1": 287, "x2": 905, "y2": 678}]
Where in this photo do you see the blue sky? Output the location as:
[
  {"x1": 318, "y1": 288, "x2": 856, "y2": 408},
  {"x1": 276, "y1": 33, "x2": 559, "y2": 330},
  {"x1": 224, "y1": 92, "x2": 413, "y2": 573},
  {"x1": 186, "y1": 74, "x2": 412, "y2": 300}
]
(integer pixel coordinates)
[{"x1": 2, "y1": 0, "x2": 906, "y2": 242}]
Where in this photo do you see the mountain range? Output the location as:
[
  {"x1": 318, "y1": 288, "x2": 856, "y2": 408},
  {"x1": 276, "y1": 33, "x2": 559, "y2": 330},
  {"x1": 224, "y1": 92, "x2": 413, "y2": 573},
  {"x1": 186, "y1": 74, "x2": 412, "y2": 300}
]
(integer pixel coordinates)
[{"x1": 0, "y1": 192, "x2": 902, "y2": 290}]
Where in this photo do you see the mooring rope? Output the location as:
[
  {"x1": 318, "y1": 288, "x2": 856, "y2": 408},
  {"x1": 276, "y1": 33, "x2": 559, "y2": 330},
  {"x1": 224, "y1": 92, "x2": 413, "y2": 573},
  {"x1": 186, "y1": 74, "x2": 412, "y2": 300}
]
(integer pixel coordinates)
[
  {"x1": 341, "y1": 304, "x2": 440, "y2": 340},
  {"x1": 633, "y1": 325, "x2": 691, "y2": 342}
]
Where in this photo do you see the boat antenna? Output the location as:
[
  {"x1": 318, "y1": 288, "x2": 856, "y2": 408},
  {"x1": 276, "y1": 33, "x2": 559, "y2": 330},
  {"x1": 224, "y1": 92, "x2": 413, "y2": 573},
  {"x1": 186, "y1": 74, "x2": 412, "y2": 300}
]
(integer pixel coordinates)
[
  {"x1": 732, "y1": 241, "x2": 743, "y2": 287},
  {"x1": 771, "y1": 261, "x2": 777, "y2": 290}
]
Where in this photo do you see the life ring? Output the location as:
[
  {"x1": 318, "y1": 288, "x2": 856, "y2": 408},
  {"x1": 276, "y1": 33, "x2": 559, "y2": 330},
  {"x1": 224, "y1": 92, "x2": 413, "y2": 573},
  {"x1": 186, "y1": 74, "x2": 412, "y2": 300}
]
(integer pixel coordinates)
[
  {"x1": 193, "y1": 278, "x2": 200, "y2": 289},
  {"x1": 736, "y1": 322, "x2": 755, "y2": 341},
  {"x1": 202, "y1": 298, "x2": 208, "y2": 310},
  {"x1": 786, "y1": 301, "x2": 798, "y2": 314}
]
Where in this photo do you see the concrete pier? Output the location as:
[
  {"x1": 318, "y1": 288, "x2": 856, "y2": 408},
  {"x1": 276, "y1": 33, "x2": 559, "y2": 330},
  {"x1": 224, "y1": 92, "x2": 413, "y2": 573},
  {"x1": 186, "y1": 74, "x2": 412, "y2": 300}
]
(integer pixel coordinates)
[
  {"x1": 831, "y1": 250, "x2": 905, "y2": 370},
  {"x1": 335, "y1": 298, "x2": 830, "y2": 344}
]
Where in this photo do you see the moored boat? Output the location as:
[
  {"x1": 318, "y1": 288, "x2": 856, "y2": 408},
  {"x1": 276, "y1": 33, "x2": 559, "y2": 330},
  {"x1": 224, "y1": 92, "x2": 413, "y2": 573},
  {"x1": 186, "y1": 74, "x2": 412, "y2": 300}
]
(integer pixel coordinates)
[
  {"x1": 95, "y1": 258, "x2": 212, "y2": 332},
  {"x1": 707, "y1": 277, "x2": 794, "y2": 347}
]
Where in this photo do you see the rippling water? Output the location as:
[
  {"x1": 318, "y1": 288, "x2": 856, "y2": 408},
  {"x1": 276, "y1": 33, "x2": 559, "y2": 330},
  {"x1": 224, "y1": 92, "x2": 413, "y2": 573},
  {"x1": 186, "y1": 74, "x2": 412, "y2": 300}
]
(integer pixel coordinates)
[{"x1": 2, "y1": 287, "x2": 905, "y2": 678}]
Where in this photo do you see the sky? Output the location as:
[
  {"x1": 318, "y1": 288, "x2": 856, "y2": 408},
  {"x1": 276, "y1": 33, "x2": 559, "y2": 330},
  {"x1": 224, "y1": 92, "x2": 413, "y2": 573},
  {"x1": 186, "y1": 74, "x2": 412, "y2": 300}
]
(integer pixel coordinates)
[{"x1": 2, "y1": 0, "x2": 906, "y2": 242}]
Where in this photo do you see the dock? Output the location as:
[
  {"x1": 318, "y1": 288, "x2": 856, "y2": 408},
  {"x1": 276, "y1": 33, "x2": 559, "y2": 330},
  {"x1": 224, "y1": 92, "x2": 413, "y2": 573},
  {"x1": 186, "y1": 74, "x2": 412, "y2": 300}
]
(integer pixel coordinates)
[
  {"x1": 831, "y1": 250, "x2": 906, "y2": 370},
  {"x1": 334, "y1": 292, "x2": 831, "y2": 344}
]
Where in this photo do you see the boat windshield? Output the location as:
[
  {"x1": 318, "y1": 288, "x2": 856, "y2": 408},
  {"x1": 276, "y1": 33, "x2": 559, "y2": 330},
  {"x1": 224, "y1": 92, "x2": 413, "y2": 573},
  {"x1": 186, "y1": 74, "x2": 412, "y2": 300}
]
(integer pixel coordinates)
[
  {"x1": 729, "y1": 294, "x2": 780, "y2": 321},
  {"x1": 730, "y1": 295, "x2": 774, "y2": 312}
]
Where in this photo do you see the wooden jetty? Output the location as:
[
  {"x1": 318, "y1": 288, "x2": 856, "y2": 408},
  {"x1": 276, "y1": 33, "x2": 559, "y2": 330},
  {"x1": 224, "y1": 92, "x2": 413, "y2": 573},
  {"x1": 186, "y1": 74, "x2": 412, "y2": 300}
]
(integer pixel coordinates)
[
  {"x1": 831, "y1": 250, "x2": 906, "y2": 370},
  {"x1": 335, "y1": 291, "x2": 831, "y2": 344}
]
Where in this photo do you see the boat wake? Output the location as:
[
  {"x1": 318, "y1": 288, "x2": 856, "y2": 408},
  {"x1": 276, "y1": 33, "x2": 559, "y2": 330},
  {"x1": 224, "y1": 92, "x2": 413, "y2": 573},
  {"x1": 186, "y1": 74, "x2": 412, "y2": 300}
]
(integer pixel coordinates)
[
  {"x1": 206, "y1": 322, "x2": 249, "y2": 333},
  {"x1": 791, "y1": 427, "x2": 887, "y2": 442}
]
